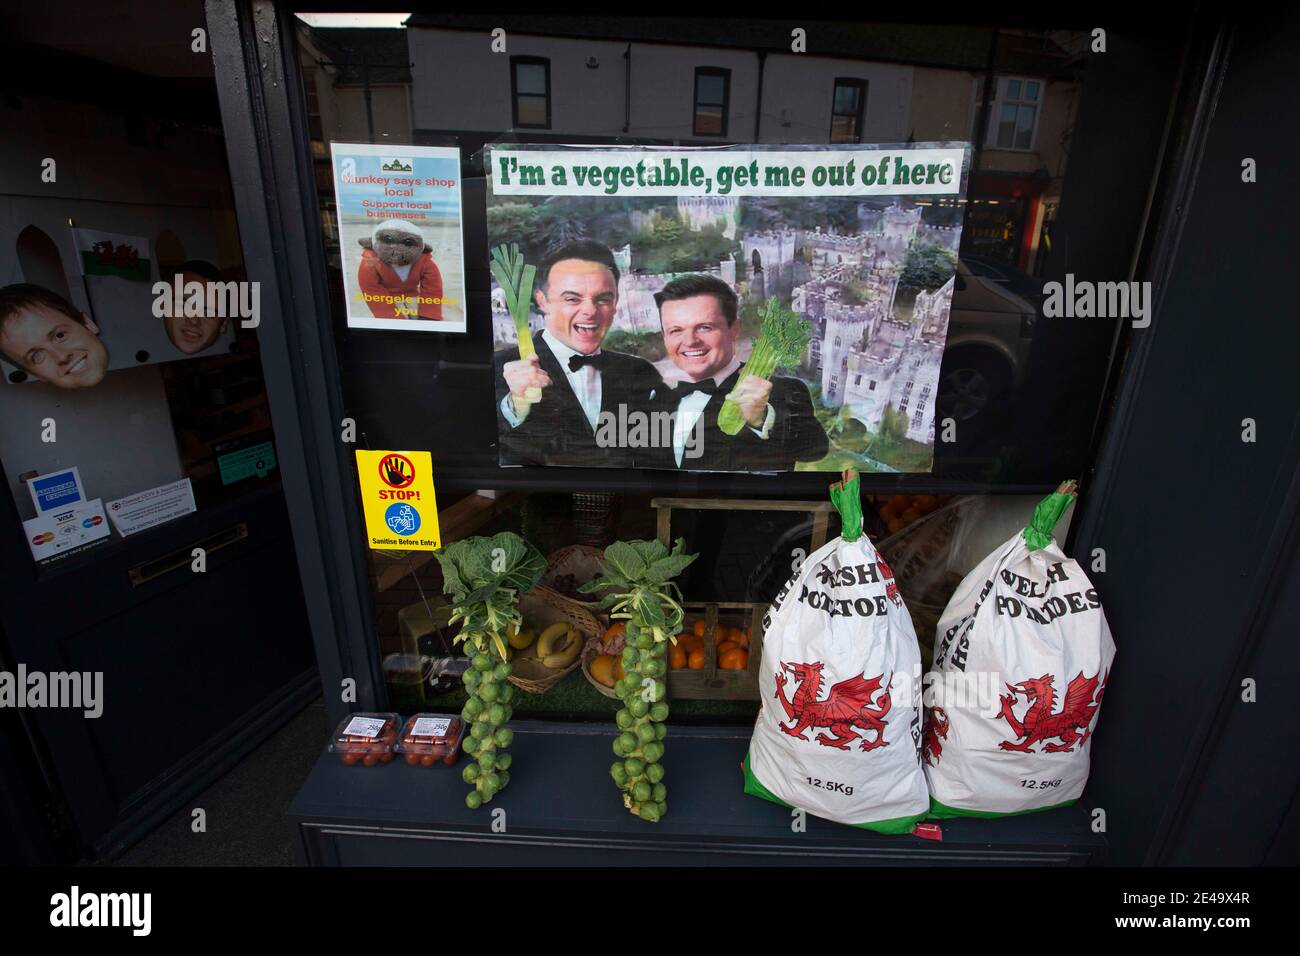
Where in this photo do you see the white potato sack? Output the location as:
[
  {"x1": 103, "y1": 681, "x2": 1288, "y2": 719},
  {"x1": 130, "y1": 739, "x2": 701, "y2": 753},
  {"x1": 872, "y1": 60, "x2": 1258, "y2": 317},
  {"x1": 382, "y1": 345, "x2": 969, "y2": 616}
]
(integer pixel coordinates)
[
  {"x1": 744, "y1": 471, "x2": 929, "y2": 833},
  {"x1": 923, "y1": 482, "x2": 1115, "y2": 817}
]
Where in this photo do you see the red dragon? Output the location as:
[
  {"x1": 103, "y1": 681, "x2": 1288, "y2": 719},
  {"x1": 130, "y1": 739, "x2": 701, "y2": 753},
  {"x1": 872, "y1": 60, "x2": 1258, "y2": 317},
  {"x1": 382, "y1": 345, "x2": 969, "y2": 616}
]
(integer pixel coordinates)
[
  {"x1": 996, "y1": 670, "x2": 1107, "y2": 753},
  {"x1": 922, "y1": 706, "x2": 949, "y2": 766},
  {"x1": 774, "y1": 661, "x2": 892, "y2": 751}
]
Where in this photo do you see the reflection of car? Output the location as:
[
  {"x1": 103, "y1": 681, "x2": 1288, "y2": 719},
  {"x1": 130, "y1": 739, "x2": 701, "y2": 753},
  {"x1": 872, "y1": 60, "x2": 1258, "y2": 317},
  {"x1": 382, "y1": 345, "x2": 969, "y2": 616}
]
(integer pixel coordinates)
[{"x1": 939, "y1": 259, "x2": 1040, "y2": 422}]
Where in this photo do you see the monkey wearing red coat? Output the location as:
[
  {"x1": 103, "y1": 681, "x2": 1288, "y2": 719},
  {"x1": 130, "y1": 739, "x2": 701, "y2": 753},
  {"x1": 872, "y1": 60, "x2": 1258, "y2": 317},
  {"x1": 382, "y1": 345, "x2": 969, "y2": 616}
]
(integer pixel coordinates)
[{"x1": 356, "y1": 219, "x2": 443, "y2": 320}]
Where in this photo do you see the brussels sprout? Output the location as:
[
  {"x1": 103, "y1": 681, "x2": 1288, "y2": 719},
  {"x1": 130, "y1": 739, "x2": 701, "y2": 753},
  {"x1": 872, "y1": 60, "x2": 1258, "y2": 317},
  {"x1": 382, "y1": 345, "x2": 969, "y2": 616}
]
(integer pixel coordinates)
[
  {"x1": 463, "y1": 735, "x2": 481, "y2": 754},
  {"x1": 635, "y1": 633, "x2": 654, "y2": 650},
  {"x1": 478, "y1": 751, "x2": 496, "y2": 771},
  {"x1": 494, "y1": 727, "x2": 513, "y2": 748},
  {"x1": 652, "y1": 783, "x2": 667, "y2": 802},
  {"x1": 622, "y1": 647, "x2": 639, "y2": 666},
  {"x1": 624, "y1": 757, "x2": 645, "y2": 777},
  {"x1": 470, "y1": 721, "x2": 489, "y2": 740},
  {"x1": 615, "y1": 708, "x2": 635, "y2": 730},
  {"x1": 463, "y1": 670, "x2": 481, "y2": 691},
  {"x1": 629, "y1": 699, "x2": 649, "y2": 719},
  {"x1": 497, "y1": 770, "x2": 510, "y2": 789},
  {"x1": 473, "y1": 654, "x2": 492, "y2": 672},
  {"x1": 465, "y1": 791, "x2": 483, "y2": 809},
  {"x1": 498, "y1": 684, "x2": 515, "y2": 704},
  {"x1": 482, "y1": 772, "x2": 502, "y2": 791},
  {"x1": 611, "y1": 763, "x2": 628, "y2": 785},
  {"x1": 633, "y1": 781, "x2": 652, "y2": 802},
  {"x1": 652, "y1": 680, "x2": 666, "y2": 703},
  {"x1": 493, "y1": 662, "x2": 512, "y2": 681},
  {"x1": 612, "y1": 737, "x2": 627, "y2": 757},
  {"x1": 635, "y1": 723, "x2": 656, "y2": 745},
  {"x1": 499, "y1": 705, "x2": 513, "y2": 724},
  {"x1": 645, "y1": 762, "x2": 665, "y2": 784},
  {"x1": 487, "y1": 704, "x2": 506, "y2": 725},
  {"x1": 638, "y1": 648, "x2": 656, "y2": 663},
  {"x1": 638, "y1": 802, "x2": 661, "y2": 823},
  {"x1": 643, "y1": 659, "x2": 664, "y2": 678},
  {"x1": 462, "y1": 762, "x2": 480, "y2": 784},
  {"x1": 654, "y1": 723, "x2": 667, "y2": 741},
  {"x1": 479, "y1": 682, "x2": 500, "y2": 703},
  {"x1": 655, "y1": 800, "x2": 667, "y2": 818},
  {"x1": 496, "y1": 752, "x2": 512, "y2": 771},
  {"x1": 617, "y1": 732, "x2": 638, "y2": 753},
  {"x1": 641, "y1": 741, "x2": 664, "y2": 763},
  {"x1": 650, "y1": 702, "x2": 670, "y2": 722}
]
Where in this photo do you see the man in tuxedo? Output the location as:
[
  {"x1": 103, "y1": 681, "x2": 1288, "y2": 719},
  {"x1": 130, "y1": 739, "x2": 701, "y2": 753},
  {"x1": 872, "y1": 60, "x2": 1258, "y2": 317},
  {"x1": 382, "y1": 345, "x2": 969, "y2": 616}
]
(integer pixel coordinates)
[
  {"x1": 643, "y1": 274, "x2": 828, "y2": 472},
  {"x1": 494, "y1": 240, "x2": 660, "y2": 467}
]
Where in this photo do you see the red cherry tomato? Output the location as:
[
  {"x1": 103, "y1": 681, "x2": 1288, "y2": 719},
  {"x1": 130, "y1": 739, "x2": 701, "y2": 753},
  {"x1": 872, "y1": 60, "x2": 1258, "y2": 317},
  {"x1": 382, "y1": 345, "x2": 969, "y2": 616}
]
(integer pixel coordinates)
[
  {"x1": 379, "y1": 751, "x2": 393, "y2": 763},
  {"x1": 342, "y1": 752, "x2": 360, "y2": 766},
  {"x1": 362, "y1": 753, "x2": 378, "y2": 767},
  {"x1": 419, "y1": 754, "x2": 435, "y2": 767},
  {"x1": 405, "y1": 753, "x2": 419, "y2": 765}
]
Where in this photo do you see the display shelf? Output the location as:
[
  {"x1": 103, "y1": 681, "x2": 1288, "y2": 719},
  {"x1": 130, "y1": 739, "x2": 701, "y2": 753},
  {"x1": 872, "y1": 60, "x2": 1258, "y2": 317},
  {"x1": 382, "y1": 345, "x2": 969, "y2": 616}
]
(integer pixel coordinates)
[{"x1": 289, "y1": 721, "x2": 1106, "y2": 866}]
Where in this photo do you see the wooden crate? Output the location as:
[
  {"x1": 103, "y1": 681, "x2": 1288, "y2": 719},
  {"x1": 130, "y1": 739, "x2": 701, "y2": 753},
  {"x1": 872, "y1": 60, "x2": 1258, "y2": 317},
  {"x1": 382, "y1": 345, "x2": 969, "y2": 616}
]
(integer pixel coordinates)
[
  {"x1": 650, "y1": 496, "x2": 831, "y2": 701},
  {"x1": 668, "y1": 601, "x2": 766, "y2": 700}
]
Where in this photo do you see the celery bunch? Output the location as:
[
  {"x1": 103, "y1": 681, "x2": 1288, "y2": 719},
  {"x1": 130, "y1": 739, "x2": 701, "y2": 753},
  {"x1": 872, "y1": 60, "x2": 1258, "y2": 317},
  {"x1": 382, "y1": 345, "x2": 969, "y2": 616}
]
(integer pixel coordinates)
[{"x1": 717, "y1": 297, "x2": 811, "y2": 435}]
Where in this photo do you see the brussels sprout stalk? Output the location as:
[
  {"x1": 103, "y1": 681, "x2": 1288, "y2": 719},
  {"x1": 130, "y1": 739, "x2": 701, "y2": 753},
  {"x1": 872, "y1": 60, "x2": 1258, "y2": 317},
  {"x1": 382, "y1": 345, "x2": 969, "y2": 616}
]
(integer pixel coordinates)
[{"x1": 581, "y1": 539, "x2": 697, "y2": 822}]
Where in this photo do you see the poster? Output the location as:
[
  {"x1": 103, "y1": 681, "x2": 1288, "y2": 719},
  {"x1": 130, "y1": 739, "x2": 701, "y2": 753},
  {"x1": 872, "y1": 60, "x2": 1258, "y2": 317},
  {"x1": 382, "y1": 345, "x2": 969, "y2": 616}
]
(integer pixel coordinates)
[
  {"x1": 354, "y1": 450, "x2": 442, "y2": 551},
  {"x1": 105, "y1": 478, "x2": 196, "y2": 537},
  {"x1": 486, "y1": 143, "x2": 969, "y2": 474},
  {"x1": 329, "y1": 143, "x2": 468, "y2": 333}
]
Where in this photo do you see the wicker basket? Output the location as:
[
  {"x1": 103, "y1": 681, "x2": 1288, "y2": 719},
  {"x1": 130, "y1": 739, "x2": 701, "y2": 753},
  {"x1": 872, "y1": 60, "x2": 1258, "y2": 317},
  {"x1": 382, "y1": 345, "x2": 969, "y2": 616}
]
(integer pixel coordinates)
[
  {"x1": 580, "y1": 621, "x2": 627, "y2": 699},
  {"x1": 539, "y1": 545, "x2": 615, "y2": 612},
  {"x1": 508, "y1": 587, "x2": 602, "y2": 695}
]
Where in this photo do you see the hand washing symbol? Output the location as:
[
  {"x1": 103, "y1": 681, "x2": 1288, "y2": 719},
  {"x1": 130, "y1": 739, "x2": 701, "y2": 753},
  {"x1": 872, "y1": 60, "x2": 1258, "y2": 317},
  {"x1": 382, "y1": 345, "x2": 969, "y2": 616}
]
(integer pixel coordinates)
[{"x1": 385, "y1": 503, "x2": 420, "y2": 536}]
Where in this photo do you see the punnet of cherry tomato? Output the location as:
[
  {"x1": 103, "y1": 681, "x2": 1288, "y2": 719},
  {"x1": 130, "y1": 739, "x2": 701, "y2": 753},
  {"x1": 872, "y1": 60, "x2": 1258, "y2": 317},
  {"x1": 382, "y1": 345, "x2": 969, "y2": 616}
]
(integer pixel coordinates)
[
  {"x1": 396, "y1": 713, "x2": 465, "y2": 768},
  {"x1": 328, "y1": 712, "x2": 401, "y2": 767}
]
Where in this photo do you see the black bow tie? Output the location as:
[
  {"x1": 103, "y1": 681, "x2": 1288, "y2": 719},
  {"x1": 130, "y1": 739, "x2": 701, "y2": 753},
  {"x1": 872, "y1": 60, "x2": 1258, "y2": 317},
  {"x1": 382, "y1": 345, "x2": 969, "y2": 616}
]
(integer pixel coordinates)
[
  {"x1": 567, "y1": 352, "x2": 607, "y2": 372},
  {"x1": 673, "y1": 379, "x2": 719, "y2": 397}
]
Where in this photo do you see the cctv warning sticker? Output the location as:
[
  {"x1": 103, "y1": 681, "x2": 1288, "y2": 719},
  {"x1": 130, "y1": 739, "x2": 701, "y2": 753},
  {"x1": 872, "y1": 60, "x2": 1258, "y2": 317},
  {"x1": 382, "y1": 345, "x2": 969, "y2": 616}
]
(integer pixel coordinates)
[{"x1": 355, "y1": 450, "x2": 441, "y2": 551}]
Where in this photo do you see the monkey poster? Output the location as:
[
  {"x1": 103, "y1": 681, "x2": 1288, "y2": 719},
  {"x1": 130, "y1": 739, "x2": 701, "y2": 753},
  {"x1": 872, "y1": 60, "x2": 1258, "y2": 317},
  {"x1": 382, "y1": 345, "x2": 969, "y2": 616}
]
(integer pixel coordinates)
[{"x1": 329, "y1": 143, "x2": 468, "y2": 333}]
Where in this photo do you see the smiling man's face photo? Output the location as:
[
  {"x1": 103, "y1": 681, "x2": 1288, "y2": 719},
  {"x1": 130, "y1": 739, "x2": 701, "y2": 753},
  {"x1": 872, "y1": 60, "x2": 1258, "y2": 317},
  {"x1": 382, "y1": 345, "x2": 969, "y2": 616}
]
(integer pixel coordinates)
[
  {"x1": 533, "y1": 257, "x2": 618, "y2": 355},
  {"x1": 660, "y1": 291, "x2": 741, "y2": 381},
  {"x1": 0, "y1": 284, "x2": 110, "y2": 389}
]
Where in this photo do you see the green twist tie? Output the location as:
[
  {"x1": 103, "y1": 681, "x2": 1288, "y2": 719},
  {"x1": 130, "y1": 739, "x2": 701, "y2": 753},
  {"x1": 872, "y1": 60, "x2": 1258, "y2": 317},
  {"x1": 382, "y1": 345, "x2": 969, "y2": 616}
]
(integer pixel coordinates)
[
  {"x1": 830, "y1": 470, "x2": 864, "y2": 543},
  {"x1": 1023, "y1": 481, "x2": 1078, "y2": 551}
]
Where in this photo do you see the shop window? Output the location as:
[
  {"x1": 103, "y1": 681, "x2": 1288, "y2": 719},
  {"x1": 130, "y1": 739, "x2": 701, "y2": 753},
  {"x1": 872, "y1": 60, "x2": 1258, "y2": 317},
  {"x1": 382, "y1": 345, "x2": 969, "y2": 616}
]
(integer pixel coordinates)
[
  {"x1": 693, "y1": 67, "x2": 730, "y2": 137},
  {"x1": 511, "y1": 56, "x2": 551, "y2": 129},
  {"x1": 829, "y1": 78, "x2": 866, "y2": 143}
]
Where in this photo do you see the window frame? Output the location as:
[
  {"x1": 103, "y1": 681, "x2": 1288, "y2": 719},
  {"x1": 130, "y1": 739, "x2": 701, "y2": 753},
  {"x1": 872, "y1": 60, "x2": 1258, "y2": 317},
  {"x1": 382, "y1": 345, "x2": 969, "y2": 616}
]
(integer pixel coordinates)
[
  {"x1": 692, "y1": 66, "x2": 731, "y2": 137},
  {"x1": 977, "y1": 74, "x2": 1043, "y2": 152},
  {"x1": 510, "y1": 55, "x2": 552, "y2": 130},
  {"x1": 828, "y1": 77, "x2": 867, "y2": 144}
]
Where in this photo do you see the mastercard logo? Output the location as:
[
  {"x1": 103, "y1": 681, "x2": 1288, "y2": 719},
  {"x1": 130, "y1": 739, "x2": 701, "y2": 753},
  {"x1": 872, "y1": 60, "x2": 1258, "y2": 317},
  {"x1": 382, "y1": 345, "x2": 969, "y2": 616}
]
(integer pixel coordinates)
[
  {"x1": 83, "y1": 516, "x2": 103, "y2": 527},
  {"x1": 32, "y1": 532, "x2": 54, "y2": 545}
]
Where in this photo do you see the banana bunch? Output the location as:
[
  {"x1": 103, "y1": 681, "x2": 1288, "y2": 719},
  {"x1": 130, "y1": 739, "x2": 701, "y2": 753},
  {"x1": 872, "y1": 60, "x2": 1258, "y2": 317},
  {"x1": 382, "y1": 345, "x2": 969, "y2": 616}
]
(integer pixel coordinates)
[{"x1": 535, "y1": 621, "x2": 582, "y2": 670}]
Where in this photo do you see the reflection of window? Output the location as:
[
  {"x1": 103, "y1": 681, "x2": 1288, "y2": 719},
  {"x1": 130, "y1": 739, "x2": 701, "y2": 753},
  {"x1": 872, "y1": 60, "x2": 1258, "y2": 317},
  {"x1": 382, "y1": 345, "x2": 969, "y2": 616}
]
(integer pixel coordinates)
[
  {"x1": 829, "y1": 79, "x2": 866, "y2": 144},
  {"x1": 986, "y1": 76, "x2": 1040, "y2": 151},
  {"x1": 693, "y1": 67, "x2": 730, "y2": 137},
  {"x1": 511, "y1": 56, "x2": 550, "y2": 129}
]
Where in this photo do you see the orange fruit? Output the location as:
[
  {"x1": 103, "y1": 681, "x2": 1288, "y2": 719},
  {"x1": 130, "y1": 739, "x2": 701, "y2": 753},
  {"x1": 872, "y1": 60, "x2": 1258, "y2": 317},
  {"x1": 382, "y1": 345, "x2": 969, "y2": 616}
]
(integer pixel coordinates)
[
  {"x1": 590, "y1": 654, "x2": 616, "y2": 687},
  {"x1": 682, "y1": 634, "x2": 705, "y2": 654},
  {"x1": 735, "y1": 629, "x2": 751, "y2": 649},
  {"x1": 669, "y1": 644, "x2": 688, "y2": 669},
  {"x1": 719, "y1": 648, "x2": 748, "y2": 671},
  {"x1": 687, "y1": 650, "x2": 706, "y2": 670},
  {"x1": 604, "y1": 622, "x2": 626, "y2": 643},
  {"x1": 692, "y1": 619, "x2": 706, "y2": 638},
  {"x1": 717, "y1": 640, "x2": 739, "y2": 655},
  {"x1": 886, "y1": 517, "x2": 904, "y2": 534},
  {"x1": 614, "y1": 657, "x2": 626, "y2": 682},
  {"x1": 900, "y1": 509, "x2": 921, "y2": 525},
  {"x1": 913, "y1": 495, "x2": 939, "y2": 512}
]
